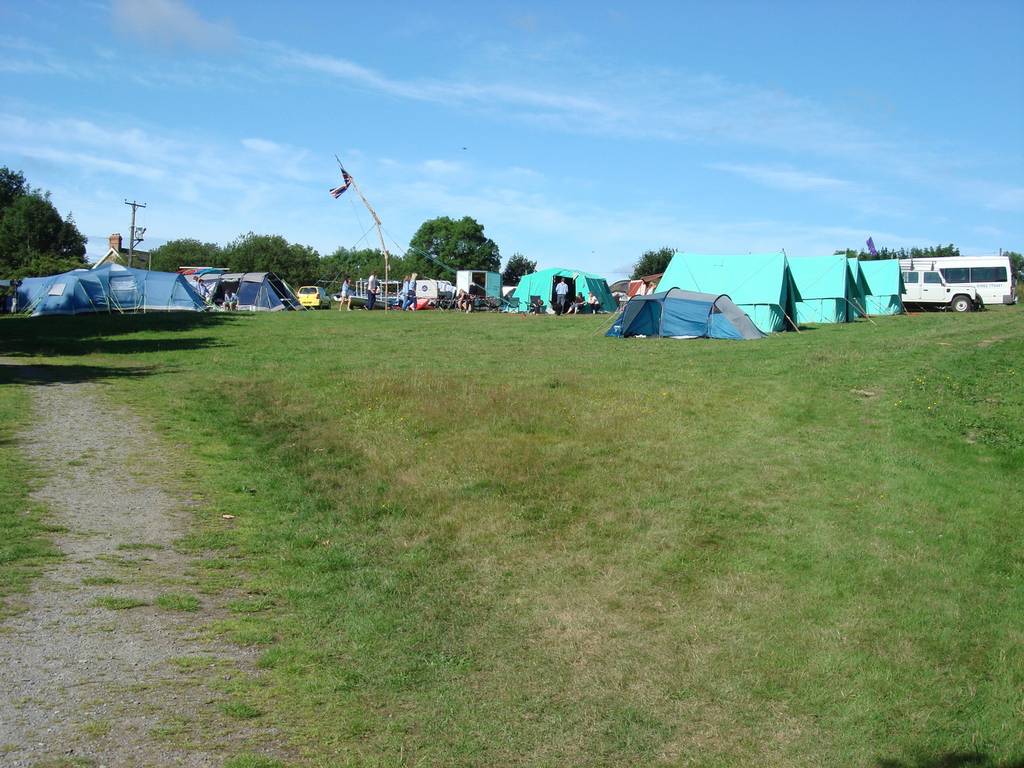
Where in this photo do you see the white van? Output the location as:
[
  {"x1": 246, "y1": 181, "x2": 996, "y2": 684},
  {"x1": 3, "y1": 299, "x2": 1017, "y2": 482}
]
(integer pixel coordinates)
[{"x1": 900, "y1": 255, "x2": 1016, "y2": 309}]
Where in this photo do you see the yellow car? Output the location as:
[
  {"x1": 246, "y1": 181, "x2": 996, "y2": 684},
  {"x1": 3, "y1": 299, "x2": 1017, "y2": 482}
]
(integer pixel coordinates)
[{"x1": 297, "y1": 285, "x2": 330, "y2": 309}]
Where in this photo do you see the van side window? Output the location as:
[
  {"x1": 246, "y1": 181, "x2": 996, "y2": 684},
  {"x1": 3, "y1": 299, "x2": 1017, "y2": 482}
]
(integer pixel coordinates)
[
  {"x1": 923, "y1": 272, "x2": 942, "y2": 284},
  {"x1": 903, "y1": 271, "x2": 918, "y2": 284},
  {"x1": 940, "y1": 268, "x2": 970, "y2": 283},
  {"x1": 971, "y1": 266, "x2": 1007, "y2": 282}
]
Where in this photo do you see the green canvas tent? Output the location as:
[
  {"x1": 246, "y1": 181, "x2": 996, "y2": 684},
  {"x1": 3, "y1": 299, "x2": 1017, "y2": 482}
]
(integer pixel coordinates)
[
  {"x1": 788, "y1": 255, "x2": 859, "y2": 324},
  {"x1": 859, "y1": 259, "x2": 904, "y2": 315},
  {"x1": 508, "y1": 268, "x2": 616, "y2": 312},
  {"x1": 657, "y1": 252, "x2": 801, "y2": 333}
]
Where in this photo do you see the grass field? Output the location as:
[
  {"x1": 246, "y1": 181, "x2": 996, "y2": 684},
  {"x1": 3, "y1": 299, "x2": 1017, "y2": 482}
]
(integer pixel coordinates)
[{"x1": 2, "y1": 306, "x2": 1022, "y2": 767}]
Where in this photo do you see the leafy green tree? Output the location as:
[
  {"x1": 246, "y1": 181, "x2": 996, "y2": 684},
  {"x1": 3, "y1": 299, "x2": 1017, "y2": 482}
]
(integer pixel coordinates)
[
  {"x1": 405, "y1": 216, "x2": 500, "y2": 278},
  {"x1": 1004, "y1": 251, "x2": 1022, "y2": 281},
  {"x1": 0, "y1": 185, "x2": 87, "y2": 278},
  {"x1": 149, "y1": 239, "x2": 223, "y2": 272},
  {"x1": 501, "y1": 252, "x2": 537, "y2": 285},
  {"x1": 0, "y1": 167, "x2": 31, "y2": 212},
  {"x1": 630, "y1": 247, "x2": 675, "y2": 280},
  {"x1": 222, "y1": 233, "x2": 321, "y2": 287},
  {"x1": 837, "y1": 244, "x2": 961, "y2": 261},
  {"x1": 319, "y1": 246, "x2": 403, "y2": 286}
]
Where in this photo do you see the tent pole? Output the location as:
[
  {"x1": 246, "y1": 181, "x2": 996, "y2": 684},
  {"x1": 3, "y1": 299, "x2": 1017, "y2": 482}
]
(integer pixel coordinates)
[{"x1": 776, "y1": 303, "x2": 801, "y2": 333}]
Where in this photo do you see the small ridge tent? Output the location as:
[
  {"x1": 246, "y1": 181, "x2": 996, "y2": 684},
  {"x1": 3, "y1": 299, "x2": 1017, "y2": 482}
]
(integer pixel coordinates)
[
  {"x1": 15, "y1": 264, "x2": 207, "y2": 316},
  {"x1": 788, "y1": 255, "x2": 860, "y2": 324},
  {"x1": 508, "y1": 267, "x2": 616, "y2": 312},
  {"x1": 859, "y1": 259, "x2": 905, "y2": 315},
  {"x1": 198, "y1": 271, "x2": 302, "y2": 311},
  {"x1": 606, "y1": 288, "x2": 765, "y2": 340},
  {"x1": 657, "y1": 252, "x2": 801, "y2": 333}
]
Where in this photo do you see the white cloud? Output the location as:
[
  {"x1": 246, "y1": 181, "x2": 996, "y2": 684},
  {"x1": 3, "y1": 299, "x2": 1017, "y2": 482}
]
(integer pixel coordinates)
[
  {"x1": 242, "y1": 137, "x2": 284, "y2": 153},
  {"x1": 421, "y1": 159, "x2": 463, "y2": 175},
  {"x1": 709, "y1": 163, "x2": 852, "y2": 192},
  {"x1": 0, "y1": 36, "x2": 77, "y2": 77},
  {"x1": 984, "y1": 185, "x2": 1024, "y2": 213},
  {"x1": 111, "y1": 0, "x2": 234, "y2": 49}
]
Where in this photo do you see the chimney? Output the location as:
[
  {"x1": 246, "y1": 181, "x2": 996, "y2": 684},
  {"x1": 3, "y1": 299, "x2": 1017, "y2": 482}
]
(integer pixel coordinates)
[{"x1": 109, "y1": 233, "x2": 123, "y2": 252}]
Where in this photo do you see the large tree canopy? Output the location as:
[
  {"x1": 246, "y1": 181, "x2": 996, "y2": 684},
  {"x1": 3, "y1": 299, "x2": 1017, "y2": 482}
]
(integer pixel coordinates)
[
  {"x1": 222, "y1": 233, "x2": 321, "y2": 288},
  {"x1": 631, "y1": 247, "x2": 675, "y2": 280},
  {"x1": 501, "y1": 253, "x2": 537, "y2": 285},
  {"x1": 0, "y1": 166, "x2": 87, "y2": 278},
  {"x1": 404, "y1": 216, "x2": 500, "y2": 278},
  {"x1": 149, "y1": 239, "x2": 223, "y2": 273}
]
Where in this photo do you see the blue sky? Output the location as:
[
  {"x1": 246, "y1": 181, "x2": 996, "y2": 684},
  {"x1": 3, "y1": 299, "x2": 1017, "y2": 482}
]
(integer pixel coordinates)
[{"x1": 2, "y1": 0, "x2": 1022, "y2": 278}]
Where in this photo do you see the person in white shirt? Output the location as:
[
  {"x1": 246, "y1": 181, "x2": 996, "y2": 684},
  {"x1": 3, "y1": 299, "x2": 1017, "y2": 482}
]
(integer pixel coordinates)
[
  {"x1": 554, "y1": 277, "x2": 569, "y2": 315},
  {"x1": 366, "y1": 272, "x2": 379, "y2": 310}
]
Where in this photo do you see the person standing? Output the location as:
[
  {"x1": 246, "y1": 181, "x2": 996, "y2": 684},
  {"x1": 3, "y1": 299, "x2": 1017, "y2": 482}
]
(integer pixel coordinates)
[
  {"x1": 554, "y1": 277, "x2": 569, "y2": 315},
  {"x1": 401, "y1": 276, "x2": 413, "y2": 313},
  {"x1": 405, "y1": 273, "x2": 418, "y2": 311},
  {"x1": 340, "y1": 275, "x2": 353, "y2": 311},
  {"x1": 366, "y1": 271, "x2": 379, "y2": 310}
]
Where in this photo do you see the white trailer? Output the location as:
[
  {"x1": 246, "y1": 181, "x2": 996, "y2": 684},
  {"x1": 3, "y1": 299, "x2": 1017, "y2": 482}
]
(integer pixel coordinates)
[
  {"x1": 900, "y1": 255, "x2": 1016, "y2": 309},
  {"x1": 456, "y1": 270, "x2": 502, "y2": 298}
]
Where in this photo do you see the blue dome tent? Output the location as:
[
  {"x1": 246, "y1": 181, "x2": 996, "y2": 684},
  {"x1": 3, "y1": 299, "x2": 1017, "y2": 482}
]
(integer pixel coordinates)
[{"x1": 606, "y1": 288, "x2": 765, "y2": 340}]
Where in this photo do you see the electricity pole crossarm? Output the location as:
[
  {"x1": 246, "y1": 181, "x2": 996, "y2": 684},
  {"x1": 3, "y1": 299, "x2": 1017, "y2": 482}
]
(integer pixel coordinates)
[{"x1": 124, "y1": 199, "x2": 147, "y2": 269}]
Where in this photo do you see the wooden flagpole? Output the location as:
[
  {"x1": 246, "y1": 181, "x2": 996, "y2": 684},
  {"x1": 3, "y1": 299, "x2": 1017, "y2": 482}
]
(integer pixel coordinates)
[{"x1": 335, "y1": 156, "x2": 391, "y2": 311}]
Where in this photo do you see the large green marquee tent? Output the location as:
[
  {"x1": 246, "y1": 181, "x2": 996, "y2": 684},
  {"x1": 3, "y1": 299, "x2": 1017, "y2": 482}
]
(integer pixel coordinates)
[
  {"x1": 788, "y1": 255, "x2": 860, "y2": 324},
  {"x1": 509, "y1": 268, "x2": 616, "y2": 312},
  {"x1": 858, "y1": 259, "x2": 905, "y2": 315},
  {"x1": 657, "y1": 252, "x2": 801, "y2": 333}
]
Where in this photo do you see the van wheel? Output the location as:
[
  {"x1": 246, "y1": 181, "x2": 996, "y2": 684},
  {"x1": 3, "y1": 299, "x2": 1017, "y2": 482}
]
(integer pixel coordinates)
[{"x1": 950, "y1": 294, "x2": 973, "y2": 313}]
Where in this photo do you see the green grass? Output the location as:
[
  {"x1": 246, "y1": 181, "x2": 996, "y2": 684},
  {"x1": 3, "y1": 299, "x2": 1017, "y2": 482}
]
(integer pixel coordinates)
[
  {"x1": 92, "y1": 596, "x2": 149, "y2": 610},
  {"x1": 222, "y1": 756, "x2": 285, "y2": 768},
  {"x1": 2, "y1": 308, "x2": 1022, "y2": 767},
  {"x1": 219, "y1": 700, "x2": 263, "y2": 720},
  {"x1": 0, "y1": 383, "x2": 61, "y2": 611},
  {"x1": 155, "y1": 592, "x2": 201, "y2": 612}
]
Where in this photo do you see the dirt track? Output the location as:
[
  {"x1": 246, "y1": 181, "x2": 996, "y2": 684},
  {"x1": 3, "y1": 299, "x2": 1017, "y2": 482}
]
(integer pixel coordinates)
[{"x1": 0, "y1": 365, "x2": 282, "y2": 767}]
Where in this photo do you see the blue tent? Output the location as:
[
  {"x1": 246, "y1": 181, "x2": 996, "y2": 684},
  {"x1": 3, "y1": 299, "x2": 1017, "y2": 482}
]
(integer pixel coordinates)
[
  {"x1": 15, "y1": 264, "x2": 207, "y2": 316},
  {"x1": 657, "y1": 252, "x2": 801, "y2": 333},
  {"x1": 606, "y1": 288, "x2": 765, "y2": 340},
  {"x1": 198, "y1": 272, "x2": 302, "y2": 311}
]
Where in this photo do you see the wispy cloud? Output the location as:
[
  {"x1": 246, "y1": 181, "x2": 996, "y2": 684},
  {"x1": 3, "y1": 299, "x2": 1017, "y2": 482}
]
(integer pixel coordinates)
[
  {"x1": 0, "y1": 36, "x2": 78, "y2": 77},
  {"x1": 709, "y1": 163, "x2": 853, "y2": 192},
  {"x1": 111, "y1": 0, "x2": 234, "y2": 49}
]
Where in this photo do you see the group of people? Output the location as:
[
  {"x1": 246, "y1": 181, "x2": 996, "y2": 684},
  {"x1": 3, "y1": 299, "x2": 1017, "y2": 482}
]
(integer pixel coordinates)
[
  {"x1": 551, "y1": 277, "x2": 603, "y2": 315},
  {"x1": 337, "y1": 271, "x2": 384, "y2": 311}
]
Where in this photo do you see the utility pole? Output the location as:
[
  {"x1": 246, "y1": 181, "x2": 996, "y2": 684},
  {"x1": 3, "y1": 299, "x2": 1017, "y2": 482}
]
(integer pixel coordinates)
[{"x1": 123, "y1": 199, "x2": 147, "y2": 268}]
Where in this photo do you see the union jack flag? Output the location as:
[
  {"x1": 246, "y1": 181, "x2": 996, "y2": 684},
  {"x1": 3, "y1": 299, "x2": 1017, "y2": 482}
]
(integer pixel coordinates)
[{"x1": 330, "y1": 168, "x2": 353, "y2": 199}]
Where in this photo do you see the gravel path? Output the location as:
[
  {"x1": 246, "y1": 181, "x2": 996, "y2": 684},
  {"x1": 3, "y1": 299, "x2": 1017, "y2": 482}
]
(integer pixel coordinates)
[{"x1": 0, "y1": 365, "x2": 281, "y2": 767}]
